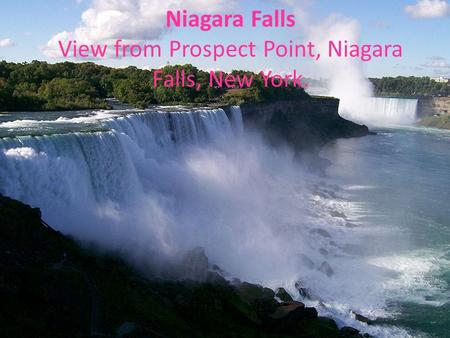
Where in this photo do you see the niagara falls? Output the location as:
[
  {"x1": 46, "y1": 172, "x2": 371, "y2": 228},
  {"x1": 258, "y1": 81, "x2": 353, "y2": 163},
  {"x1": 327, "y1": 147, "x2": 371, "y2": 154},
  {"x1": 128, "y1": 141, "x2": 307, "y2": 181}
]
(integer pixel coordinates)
[{"x1": 2, "y1": 1, "x2": 450, "y2": 338}]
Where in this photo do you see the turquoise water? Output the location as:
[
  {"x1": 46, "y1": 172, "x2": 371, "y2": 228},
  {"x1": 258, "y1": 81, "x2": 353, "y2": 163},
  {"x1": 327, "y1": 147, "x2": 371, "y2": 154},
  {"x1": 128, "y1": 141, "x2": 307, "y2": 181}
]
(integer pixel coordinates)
[{"x1": 322, "y1": 127, "x2": 450, "y2": 337}]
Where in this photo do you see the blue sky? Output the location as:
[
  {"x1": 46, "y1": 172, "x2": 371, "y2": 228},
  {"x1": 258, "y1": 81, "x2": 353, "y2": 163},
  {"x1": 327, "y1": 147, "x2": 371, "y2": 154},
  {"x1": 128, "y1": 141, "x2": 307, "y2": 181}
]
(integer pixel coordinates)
[{"x1": 0, "y1": 0, "x2": 449, "y2": 78}]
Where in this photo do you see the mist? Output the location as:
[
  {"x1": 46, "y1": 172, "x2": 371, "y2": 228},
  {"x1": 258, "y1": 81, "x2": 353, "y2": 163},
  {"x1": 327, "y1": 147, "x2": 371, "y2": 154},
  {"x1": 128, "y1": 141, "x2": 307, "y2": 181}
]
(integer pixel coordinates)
[
  {"x1": 287, "y1": 3, "x2": 417, "y2": 127},
  {"x1": 0, "y1": 107, "x2": 418, "y2": 337}
]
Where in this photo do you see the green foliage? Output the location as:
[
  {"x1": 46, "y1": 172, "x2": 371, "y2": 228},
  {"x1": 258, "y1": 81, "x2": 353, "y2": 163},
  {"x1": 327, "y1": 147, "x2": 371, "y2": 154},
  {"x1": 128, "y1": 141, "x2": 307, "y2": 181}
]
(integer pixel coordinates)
[
  {"x1": 39, "y1": 78, "x2": 106, "y2": 110},
  {"x1": 420, "y1": 114, "x2": 450, "y2": 129},
  {"x1": 0, "y1": 60, "x2": 310, "y2": 112},
  {"x1": 370, "y1": 76, "x2": 450, "y2": 98}
]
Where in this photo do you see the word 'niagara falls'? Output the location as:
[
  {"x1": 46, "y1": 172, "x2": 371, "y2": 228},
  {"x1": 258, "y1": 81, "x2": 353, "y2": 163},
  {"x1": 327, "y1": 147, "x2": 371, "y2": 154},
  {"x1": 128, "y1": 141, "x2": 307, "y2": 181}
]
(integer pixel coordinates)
[{"x1": 166, "y1": 9, "x2": 297, "y2": 31}]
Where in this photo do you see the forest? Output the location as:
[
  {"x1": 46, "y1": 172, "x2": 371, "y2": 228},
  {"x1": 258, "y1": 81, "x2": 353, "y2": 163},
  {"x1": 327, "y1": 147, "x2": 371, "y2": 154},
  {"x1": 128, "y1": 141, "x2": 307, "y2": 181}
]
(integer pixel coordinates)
[
  {"x1": 0, "y1": 61, "x2": 308, "y2": 112},
  {"x1": 370, "y1": 76, "x2": 450, "y2": 97}
]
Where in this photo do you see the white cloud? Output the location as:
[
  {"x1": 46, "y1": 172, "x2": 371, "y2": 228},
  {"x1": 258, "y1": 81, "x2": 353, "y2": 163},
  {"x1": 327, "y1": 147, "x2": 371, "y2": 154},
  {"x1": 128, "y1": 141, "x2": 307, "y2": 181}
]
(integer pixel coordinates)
[
  {"x1": 405, "y1": 0, "x2": 450, "y2": 18},
  {"x1": 372, "y1": 20, "x2": 391, "y2": 29},
  {"x1": 44, "y1": 0, "x2": 236, "y2": 58},
  {"x1": 0, "y1": 38, "x2": 14, "y2": 47},
  {"x1": 422, "y1": 56, "x2": 450, "y2": 69}
]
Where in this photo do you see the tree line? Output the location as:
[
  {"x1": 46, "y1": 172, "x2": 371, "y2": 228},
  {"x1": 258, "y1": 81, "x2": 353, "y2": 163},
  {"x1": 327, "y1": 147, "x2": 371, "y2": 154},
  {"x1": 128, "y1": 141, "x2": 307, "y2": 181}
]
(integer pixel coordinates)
[
  {"x1": 370, "y1": 76, "x2": 450, "y2": 98},
  {"x1": 0, "y1": 61, "x2": 309, "y2": 112}
]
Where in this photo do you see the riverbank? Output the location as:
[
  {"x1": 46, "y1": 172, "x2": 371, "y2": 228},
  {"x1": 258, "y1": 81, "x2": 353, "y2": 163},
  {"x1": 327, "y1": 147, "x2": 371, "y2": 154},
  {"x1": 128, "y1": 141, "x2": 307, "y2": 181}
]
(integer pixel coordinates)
[
  {"x1": 234, "y1": 98, "x2": 370, "y2": 152},
  {"x1": 0, "y1": 194, "x2": 368, "y2": 338},
  {"x1": 417, "y1": 97, "x2": 450, "y2": 129}
]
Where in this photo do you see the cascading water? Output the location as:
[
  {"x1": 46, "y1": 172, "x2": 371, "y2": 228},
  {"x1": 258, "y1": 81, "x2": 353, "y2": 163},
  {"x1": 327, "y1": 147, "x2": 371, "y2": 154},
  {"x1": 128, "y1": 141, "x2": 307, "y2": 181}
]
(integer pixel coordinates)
[
  {"x1": 0, "y1": 106, "x2": 418, "y2": 337},
  {"x1": 341, "y1": 97, "x2": 418, "y2": 126}
]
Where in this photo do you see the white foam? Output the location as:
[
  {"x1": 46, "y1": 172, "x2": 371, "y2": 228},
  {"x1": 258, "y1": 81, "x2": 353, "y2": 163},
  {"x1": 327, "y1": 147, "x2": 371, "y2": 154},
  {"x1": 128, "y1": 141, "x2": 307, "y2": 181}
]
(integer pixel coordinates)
[{"x1": 0, "y1": 107, "x2": 440, "y2": 338}]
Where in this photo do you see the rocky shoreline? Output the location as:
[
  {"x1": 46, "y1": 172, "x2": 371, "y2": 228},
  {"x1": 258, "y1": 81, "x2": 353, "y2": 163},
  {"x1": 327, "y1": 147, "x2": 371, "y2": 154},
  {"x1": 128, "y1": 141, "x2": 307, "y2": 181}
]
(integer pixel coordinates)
[
  {"x1": 0, "y1": 194, "x2": 371, "y2": 338},
  {"x1": 416, "y1": 97, "x2": 450, "y2": 129}
]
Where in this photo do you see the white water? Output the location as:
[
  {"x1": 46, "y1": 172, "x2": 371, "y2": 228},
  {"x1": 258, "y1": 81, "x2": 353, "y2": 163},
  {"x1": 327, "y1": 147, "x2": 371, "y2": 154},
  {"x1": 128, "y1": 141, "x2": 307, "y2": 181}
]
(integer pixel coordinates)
[
  {"x1": 341, "y1": 97, "x2": 418, "y2": 126},
  {"x1": 0, "y1": 107, "x2": 421, "y2": 337}
]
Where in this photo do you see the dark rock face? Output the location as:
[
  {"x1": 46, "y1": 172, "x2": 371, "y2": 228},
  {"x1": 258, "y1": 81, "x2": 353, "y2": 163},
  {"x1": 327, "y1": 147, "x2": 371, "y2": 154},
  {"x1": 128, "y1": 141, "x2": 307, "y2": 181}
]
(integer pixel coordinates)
[
  {"x1": 0, "y1": 195, "x2": 91, "y2": 338},
  {"x1": 340, "y1": 326, "x2": 364, "y2": 338},
  {"x1": 417, "y1": 97, "x2": 450, "y2": 118},
  {"x1": 269, "y1": 301, "x2": 305, "y2": 320},
  {"x1": 275, "y1": 287, "x2": 293, "y2": 302},
  {"x1": 231, "y1": 98, "x2": 371, "y2": 152},
  {"x1": 0, "y1": 195, "x2": 367, "y2": 337},
  {"x1": 354, "y1": 312, "x2": 373, "y2": 325}
]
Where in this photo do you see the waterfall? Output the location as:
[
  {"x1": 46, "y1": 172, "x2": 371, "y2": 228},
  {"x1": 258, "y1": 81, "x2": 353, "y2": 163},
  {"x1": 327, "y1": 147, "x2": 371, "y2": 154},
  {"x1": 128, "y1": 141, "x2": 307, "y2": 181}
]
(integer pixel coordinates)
[
  {"x1": 341, "y1": 97, "x2": 418, "y2": 126},
  {"x1": 0, "y1": 105, "x2": 412, "y2": 337},
  {"x1": 229, "y1": 106, "x2": 244, "y2": 134},
  {"x1": 0, "y1": 108, "x2": 237, "y2": 206},
  {"x1": 0, "y1": 105, "x2": 357, "y2": 288}
]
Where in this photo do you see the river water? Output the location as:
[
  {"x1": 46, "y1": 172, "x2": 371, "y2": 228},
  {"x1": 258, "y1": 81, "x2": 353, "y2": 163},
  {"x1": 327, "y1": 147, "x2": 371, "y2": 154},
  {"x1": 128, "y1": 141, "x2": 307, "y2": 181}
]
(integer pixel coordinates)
[{"x1": 321, "y1": 126, "x2": 450, "y2": 337}]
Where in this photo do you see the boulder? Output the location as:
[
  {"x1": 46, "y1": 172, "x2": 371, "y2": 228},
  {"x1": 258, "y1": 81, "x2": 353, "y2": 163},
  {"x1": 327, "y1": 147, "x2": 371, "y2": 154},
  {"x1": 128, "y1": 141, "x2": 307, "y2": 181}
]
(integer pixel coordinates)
[
  {"x1": 235, "y1": 282, "x2": 278, "y2": 317},
  {"x1": 236, "y1": 282, "x2": 275, "y2": 302},
  {"x1": 295, "y1": 281, "x2": 312, "y2": 299},
  {"x1": 269, "y1": 301, "x2": 305, "y2": 319},
  {"x1": 340, "y1": 326, "x2": 363, "y2": 338},
  {"x1": 353, "y1": 312, "x2": 373, "y2": 325},
  {"x1": 275, "y1": 287, "x2": 293, "y2": 302}
]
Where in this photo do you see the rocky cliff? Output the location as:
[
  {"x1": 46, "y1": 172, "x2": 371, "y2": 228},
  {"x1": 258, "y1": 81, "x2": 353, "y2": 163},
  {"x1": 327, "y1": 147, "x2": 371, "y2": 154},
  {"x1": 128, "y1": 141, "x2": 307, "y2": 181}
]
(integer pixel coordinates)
[
  {"x1": 0, "y1": 194, "x2": 368, "y2": 338},
  {"x1": 417, "y1": 97, "x2": 450, "y2": 129},
  {"x1": 417, "y1": 97, "x2": 450, "y2": 117},
  {"x1": 226, "y1": 97, "x2": 370, "y2": 152}
]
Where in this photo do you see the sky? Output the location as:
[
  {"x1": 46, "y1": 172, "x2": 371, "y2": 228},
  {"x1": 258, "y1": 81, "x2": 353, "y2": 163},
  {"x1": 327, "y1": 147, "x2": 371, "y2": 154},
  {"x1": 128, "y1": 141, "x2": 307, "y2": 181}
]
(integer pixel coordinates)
[{"x1": 0, "y1": 0, "x2": 449, "y2": 78}]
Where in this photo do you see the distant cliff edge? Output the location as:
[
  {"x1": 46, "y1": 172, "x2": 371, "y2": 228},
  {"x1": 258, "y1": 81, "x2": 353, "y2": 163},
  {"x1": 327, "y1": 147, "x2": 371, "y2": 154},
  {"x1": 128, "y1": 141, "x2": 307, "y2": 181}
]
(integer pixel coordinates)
[
  {"x1": 418, "y1": 97, "x2": 450, "y2": 129},
  {"x1": 224, "y1": 97, "x2": 371, "y2": 152}
]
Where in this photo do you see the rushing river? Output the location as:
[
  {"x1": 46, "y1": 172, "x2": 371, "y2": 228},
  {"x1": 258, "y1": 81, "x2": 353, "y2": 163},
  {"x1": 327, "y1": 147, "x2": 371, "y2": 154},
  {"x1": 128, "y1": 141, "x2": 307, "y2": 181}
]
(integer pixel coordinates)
[
  {"x1": 321, "y1": 127, "x2": 450, "y2": 338},
  {"x1": 0, "y1": 107, "x2": 449, "y2": 337}
]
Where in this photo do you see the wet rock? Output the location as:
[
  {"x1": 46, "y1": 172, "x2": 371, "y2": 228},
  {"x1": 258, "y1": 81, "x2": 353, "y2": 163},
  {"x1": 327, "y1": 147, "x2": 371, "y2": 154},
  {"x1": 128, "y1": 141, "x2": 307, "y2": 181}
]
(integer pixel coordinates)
[
  {"x1": 353, "y1": 312, "x2": 373, "y2": 324},
  {"x1": 275, "y1": 303, "x2": 317, "y2": 322},
  {"x1": 236, "y1": 282, "x2": 275, "y2": 302},
  {"x1": 318, "y1": 261, "x2": 334, "y2": 277},
  {"x1": 340, "y1": 326, "x2": 363, "y2": 338},
  {"x1": 269, "y1": 301, "x2": 305, "y2": 319},
  {"x1": 275, "y1": 287, "x2": 293, "y2": 302},
  {"x1": 295, "y1": 281, "x2": 312, "y2": 299},
  {"x1": 318, "y1": 316, "x2": 339, "y2": 329},
  {"x1": 235, "y1": 282, "x2": 278, "y2": 317},
  {"x1": 265, "y1": 299, "x2": 344, "y2": 337}
]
